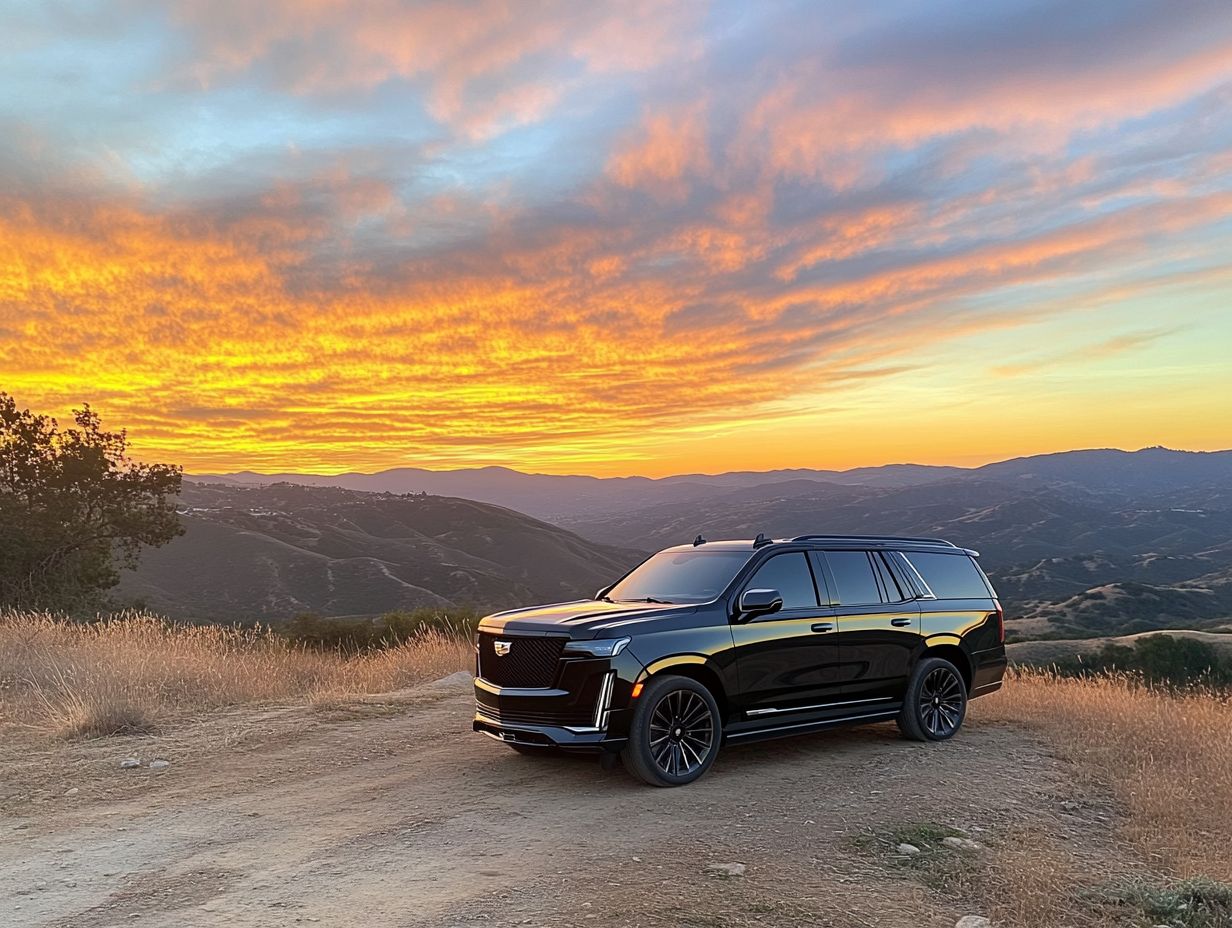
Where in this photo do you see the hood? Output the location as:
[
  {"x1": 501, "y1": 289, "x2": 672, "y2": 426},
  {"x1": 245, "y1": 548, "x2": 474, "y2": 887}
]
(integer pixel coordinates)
[{"x1": 478, "y1": 598, "x2": 703, "y2": 639}]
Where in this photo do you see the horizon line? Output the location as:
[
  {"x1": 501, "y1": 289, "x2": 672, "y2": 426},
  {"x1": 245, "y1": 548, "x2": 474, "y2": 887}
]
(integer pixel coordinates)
[{"x1": 183, "y1": 444, "x2": 1230, "y2": 483}]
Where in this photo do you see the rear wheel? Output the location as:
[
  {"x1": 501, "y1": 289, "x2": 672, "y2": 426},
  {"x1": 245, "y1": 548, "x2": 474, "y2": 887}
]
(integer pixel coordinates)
[
  {"x1": 897, "y1": 657, "x2": 967, "y2": 742},
  {"x1": 622, "y1": 675, "x2": 721, "y2": 787}
]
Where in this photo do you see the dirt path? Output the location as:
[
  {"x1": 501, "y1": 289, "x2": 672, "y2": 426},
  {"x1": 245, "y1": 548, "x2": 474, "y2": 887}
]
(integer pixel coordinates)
[{"x1": 1, "y1": 678, "x2": 1115, "y2": 928}]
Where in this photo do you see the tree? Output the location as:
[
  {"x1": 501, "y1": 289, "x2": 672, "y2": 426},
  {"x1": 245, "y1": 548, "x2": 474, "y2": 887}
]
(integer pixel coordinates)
[{"x1": 0, "y1": 392, "x2": 184, "y2": 611}]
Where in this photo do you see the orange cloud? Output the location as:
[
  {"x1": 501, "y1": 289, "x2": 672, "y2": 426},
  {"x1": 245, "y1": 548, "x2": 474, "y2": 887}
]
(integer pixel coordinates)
[{"x1": 608, "y1": 103, "x2": 711, "y2": 201}]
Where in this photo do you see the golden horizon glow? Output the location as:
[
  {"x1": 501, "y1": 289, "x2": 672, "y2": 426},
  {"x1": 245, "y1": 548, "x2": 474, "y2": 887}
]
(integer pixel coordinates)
[{"x1": 3, "y1": 2, "x2": 1231, "y2": 477}]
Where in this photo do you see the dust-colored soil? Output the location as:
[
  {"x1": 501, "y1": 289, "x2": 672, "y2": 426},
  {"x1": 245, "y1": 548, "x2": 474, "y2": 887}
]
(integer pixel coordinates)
[{"x1": 1, "y1": 678, "x2": 1126, "y2": 928}]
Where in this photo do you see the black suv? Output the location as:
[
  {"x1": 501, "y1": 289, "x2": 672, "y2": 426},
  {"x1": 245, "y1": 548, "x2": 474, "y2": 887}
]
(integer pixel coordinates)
[{"x1": 472, "y1": 534, "x2": 1006, "y2": 786}]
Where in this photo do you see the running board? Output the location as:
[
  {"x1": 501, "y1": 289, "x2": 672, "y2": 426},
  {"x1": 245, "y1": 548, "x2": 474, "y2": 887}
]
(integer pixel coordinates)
[{"x1": 724, "y1": 709, "x2": 900, "y2": 744}]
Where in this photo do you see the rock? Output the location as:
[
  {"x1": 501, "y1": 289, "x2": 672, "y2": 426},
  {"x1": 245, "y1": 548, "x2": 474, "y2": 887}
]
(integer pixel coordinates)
[
  {"x1": 705, "y1": 862, "x2": 746, "y2": 878},
  {"x1": 120, "y1": 758, "x2": 141, "y2": 769},
  {"x1": 943, "y1": 836, "x2": 982, "y2": 852},
  {"x1": 149, "y1": 759, "x2": 171, "y2": 770},
  {"x1": 64, "y1": 788, "x2": 79, "y2": 797},
  {"x1": 896, "y1": 843, "x2": 921, "y2": 856},
  {"x1": 955, "y1": 918, "x2": 991, "y2": 928}
]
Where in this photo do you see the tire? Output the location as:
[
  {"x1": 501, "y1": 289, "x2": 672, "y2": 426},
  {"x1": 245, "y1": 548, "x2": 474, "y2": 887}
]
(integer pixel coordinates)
[
  {"x1": 897, "y1": 657, "x2": 968, "y2": 742},
  {"x1": 622, "y1": 675, "x2": 721, "y2": 787}
]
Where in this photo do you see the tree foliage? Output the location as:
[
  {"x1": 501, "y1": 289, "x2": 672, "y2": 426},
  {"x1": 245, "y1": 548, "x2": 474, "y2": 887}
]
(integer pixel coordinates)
[{"x1": 0, "y1": 392, "x2": 183, "y2": 610}]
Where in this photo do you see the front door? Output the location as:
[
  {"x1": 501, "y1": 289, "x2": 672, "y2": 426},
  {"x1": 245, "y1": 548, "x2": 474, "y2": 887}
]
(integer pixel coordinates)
[
  {"x1": 817, "y1": 549, "x2": 921, "y2": 701},
  {"x1": 730, "y1": 550, "x2": 842, "y2": 717}
]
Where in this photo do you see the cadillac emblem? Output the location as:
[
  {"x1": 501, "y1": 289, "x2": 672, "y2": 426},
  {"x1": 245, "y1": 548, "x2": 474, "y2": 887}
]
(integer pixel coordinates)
[{"x1": 493, "y1": 640, "x2": 513, "y2": 657}]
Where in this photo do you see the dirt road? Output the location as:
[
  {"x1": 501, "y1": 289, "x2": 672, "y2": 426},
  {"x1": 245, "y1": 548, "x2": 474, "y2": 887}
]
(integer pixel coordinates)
[{"x1": 1, "y1": 677, "x2": 1108, "y2": 928}]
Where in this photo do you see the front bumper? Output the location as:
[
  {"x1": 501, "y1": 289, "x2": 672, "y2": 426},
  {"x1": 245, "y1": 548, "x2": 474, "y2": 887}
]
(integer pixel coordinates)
[
  {"x1": 471, "y1": 649, "x2": 642, "y2": 752},
  {"x1": 473, "y1": 705, "x2": 631, "y2": 752}
]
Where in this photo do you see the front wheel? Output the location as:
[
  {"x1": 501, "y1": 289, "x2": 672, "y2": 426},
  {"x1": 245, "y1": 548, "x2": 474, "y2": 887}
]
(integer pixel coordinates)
[
  {"x1": 897, "y1": 657, "x2": 967, "y2": 742},
  {"x1": 622, "y1": 675, "x2": 721, "y2": 787}
]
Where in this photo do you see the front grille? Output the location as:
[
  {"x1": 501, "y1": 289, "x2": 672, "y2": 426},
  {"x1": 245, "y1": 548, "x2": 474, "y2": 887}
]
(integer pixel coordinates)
[
  {"x1": 475, "y1": 701, "x2": 592, "y2": 728},
  {"x1": 477, "y1": 633, "x2": 566, "y2": 687}
]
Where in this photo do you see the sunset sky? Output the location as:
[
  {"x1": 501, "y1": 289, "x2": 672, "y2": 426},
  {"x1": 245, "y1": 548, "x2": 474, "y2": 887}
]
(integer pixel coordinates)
[{"x1": 3, "y1": 1, "x2": 1231, "y2": 477}]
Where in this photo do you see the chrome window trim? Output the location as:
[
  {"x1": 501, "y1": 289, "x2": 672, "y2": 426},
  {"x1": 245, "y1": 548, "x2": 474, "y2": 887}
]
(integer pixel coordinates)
[{"x1": 895, "y1": 552, "x2": 938, "y2": 600}]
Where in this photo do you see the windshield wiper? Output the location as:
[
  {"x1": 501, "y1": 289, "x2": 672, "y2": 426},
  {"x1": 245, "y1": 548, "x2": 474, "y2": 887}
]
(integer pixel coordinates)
[{"x1": 616, "y1": 596, "x2": 673, "y2": 604}]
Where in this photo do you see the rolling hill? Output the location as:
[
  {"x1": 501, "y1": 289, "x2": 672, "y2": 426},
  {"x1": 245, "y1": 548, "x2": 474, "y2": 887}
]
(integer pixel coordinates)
[{"x1": 115, "y1": 482, "x2": 639, "y2": 620}]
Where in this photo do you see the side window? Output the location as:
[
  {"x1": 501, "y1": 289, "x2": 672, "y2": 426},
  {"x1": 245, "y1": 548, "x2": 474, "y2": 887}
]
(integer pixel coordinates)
[
  {"x1": 745, "y1": 553, "x2": 818, "y2": 610},
  {"x1": 902, "y1": 552, "x2": 991, "y2": 599},
  {"x1": 873, "y1": 552, "x2": 907, "y2": 603},
  {"x1": 823, "y1": 550, "x2": 882, "y2": 605}
]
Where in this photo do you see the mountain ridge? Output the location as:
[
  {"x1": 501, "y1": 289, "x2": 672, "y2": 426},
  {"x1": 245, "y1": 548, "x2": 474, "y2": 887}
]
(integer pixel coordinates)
[{"x1": 191, "y1": 447, "x2": 1232, "y2": 522}]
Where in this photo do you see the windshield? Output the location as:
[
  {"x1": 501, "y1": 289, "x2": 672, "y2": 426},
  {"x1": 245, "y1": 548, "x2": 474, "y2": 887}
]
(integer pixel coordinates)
[{"x1": 606, "y1": 550, "x2": 752, "y2": 604}]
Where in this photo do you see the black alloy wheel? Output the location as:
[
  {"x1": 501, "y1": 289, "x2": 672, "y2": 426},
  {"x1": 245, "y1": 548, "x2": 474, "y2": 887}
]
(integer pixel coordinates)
[
  {"x1": 919, "y1": 665, "x2": 965, "y2": 737},
  {"x1": 623, "y1": 675, "x2": 721, "y2": 786},
  {"x1": 649, "y1": 688, "x2": 715, "y2": 778},
  {"x1": 897, "y1": 656, "x2": 968, "y2": 742}
]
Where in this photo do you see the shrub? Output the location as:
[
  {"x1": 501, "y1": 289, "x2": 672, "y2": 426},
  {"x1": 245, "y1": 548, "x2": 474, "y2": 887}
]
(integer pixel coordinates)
[{"x1": 1051, "y1": 635, "x2": 1232, "y2": 690}]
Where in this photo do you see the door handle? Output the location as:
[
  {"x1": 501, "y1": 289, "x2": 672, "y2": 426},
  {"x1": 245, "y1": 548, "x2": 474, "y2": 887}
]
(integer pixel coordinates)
[
  {"x1": 890, "y1": 618, "x2": 913, "y2": 627},
  {"x1": 811, "y1": 623, "x2": 835, "y2": 633}
]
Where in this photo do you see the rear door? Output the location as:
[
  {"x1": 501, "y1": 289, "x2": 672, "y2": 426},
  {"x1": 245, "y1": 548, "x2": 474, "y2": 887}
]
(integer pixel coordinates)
[
  {"x1": 729, "y1": 551, "x2": 842, "y2": 716},
  {"x1": 817, "y1": 549, "x2": 921, "y2": 701}
]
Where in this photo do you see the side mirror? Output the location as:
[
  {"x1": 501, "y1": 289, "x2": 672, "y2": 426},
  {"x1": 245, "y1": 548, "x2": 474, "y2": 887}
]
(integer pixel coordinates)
[{"x1": 739, "y1": 588, "x2": 783, "y2": 618}]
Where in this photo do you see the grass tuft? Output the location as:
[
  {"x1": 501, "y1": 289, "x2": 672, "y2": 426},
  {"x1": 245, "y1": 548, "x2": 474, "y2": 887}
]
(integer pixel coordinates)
[{"x1": 0, "y1": 610, "x2": 473, "y2": 738}]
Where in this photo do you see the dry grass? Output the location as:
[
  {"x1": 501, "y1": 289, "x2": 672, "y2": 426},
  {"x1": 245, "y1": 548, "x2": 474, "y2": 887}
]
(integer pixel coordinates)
[
  {"x1": 0, "y1": 610, "x2": 473, "y2": 738},
  {"x1": 975, "y1": 667, "x2": 1232, "y2": 882}
]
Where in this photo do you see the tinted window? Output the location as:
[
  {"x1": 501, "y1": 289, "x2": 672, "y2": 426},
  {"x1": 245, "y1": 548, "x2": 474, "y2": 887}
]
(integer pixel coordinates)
[
  {"x1": 824, "y1": 551, "x2": 882, "y2": 605},
  {"x1": 903, "y1": 552, "x2": 991, "y2": 599},
  {"x1": 607, "y1": 550, "x2": 752, "y2": 604},
  {"x1": 873, "y1": 552, "x2": 907, "y2": 602},
  {"x1": 745, "y1": 553, "x2": 818, "y2": 609}
]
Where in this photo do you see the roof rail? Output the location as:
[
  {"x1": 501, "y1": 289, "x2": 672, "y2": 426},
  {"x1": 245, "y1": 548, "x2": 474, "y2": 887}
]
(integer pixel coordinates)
[{"x1": 789, "y1": 534, "x2": 958, "y2": 548}]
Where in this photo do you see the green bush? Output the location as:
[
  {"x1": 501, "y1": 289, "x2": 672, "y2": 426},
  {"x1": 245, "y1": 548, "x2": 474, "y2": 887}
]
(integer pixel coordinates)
[
  {"x1": 1052, "y1": 635, "x2": 1232, "y2": 690},
  {"x1": 280, "y1": 608, "x2": 480, "y2": 651}
]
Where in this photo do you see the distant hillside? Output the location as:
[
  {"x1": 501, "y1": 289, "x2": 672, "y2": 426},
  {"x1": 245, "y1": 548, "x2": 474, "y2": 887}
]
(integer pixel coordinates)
[
  {"x1": 190, "y1": 463, "x2": 966, "y2": 521},
  {"x1": 116, "y1": 483, "x2": 639, "y2": 620},
  {"x1": 193, "y1": 447, "x2": 1230, "y2": 522}
]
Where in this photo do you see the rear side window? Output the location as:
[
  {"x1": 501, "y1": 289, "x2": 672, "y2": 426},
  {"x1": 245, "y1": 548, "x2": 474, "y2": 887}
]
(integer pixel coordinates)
[
  {"x1": 745, "y1": 553, "x2": 818, "y2": 609},
  {"x1": 822, "y1": 551, "x2": 882, "y2": 605},
  {"x1": 903, "y1": 552, "x2": 991, "y2": 599}
]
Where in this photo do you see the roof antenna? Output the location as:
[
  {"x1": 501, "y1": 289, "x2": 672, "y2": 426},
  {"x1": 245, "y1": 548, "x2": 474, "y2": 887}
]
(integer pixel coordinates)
[
  {"x1": 753, "y1": 532, "x2": 772, "y2": 548},
  {"x1": 693, "y1": 534, "x2": 707, "y2": 546}
]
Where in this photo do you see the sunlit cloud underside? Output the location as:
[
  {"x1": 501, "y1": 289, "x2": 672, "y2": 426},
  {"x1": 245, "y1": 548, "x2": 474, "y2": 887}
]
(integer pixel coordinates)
[{"x1": 2, "y1": 1, "x2": 1231, "y2": 475}]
